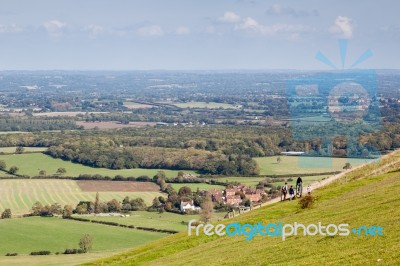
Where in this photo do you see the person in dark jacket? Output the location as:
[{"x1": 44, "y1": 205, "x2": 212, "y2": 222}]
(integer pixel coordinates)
[
  {"x1": 296, "y1": 176, "x2": 303, "y2": 197},
  {"x1": 289, "y1": 185, "x2": 295, "y2": 200}
]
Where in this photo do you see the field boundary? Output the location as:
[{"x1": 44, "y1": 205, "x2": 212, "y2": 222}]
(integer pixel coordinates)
[{"x1": 66, "y1": 216, "x2": 178, "y2": 234}]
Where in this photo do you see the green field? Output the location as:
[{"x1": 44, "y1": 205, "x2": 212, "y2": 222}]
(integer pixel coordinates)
[
  {"x1": 0, "y1": 217, "x2": 165, "y2": 255},
  {"x1": 271, "y1": 175, "x2": 330, "y2": 187},
  {"x1": 0, "y1": 179, "x2": 164, "y2": 215},
  {"x1": 168, "y1": 183, "x2": 225, "y2": 191},
  {"x1": 92, "y1": 151, "x2": 400, "y2": 265},
  {"x1": 218, "y1": 175, "x2": 329, "y2": 187},
  {"x1": 215, "y1": 177, "x2": 266, "y2": 187},
  {"x1": 0, "y1": 147, "x2": 48, "y2": 153},
  {"x1": 87, "y1": 211, "x2": 225, "y2": 232},
  {"x1": 255, "y1": 156, "x2": 372, "y2": 175},
  {"x1": 170, "y1": 101, "x2": 238, "y2": 109},
  {"x1": 0, "y1": 153, "x2": 196, "y2": 178}
]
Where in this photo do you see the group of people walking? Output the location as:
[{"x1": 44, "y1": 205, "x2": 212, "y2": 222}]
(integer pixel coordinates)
[{"x1": 281, "y1": 176, "x2": 312, "y2": 201}]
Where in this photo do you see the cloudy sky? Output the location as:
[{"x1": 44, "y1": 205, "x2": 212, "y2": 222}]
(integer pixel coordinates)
[{"x1": 0, "y1": 0, "x2": 399, "y2": 70}]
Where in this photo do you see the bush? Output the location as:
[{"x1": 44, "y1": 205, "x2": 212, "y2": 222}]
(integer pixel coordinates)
[
  {"x1": 5, "y1": 253, "x2": 18, "y2": 256},
  {"x1": 63, "y1": 248, "x2": 84, "y2": 254},
  {"x1": 1, "y1": 209, "x2": 12, "y2": 219},
  {"x1": 298, "y1": 195, "x2": 316, "y2": 209},
  {"x1": 30, "y1": 251, "x2": 51, "y2": 255}
]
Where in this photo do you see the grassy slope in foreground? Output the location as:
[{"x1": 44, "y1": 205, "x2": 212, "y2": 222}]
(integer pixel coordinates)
[{"x1": 91, "y1": 154, "x2": 400, "y2": 265}]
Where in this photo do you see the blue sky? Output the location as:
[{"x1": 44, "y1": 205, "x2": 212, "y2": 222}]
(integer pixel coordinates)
[{"x1": 0, "y1": 0, "x2": 399, "y2": 70}]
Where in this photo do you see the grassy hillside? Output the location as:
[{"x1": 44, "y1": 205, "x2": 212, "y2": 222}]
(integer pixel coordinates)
[
  {"x1": 0, "y1": 217, "x2": 165, "y2": 255},
  {"x1": 87, "y1": 211, "x2": 225, "y2": 232},
  {"x1": 0, "y1": 179, "x2": 163, "y2": 215},
  {"x1": 91, "y1": 151, "x2": 400, "y2": 265},
  {"x1": 0, "y1": 153, "x2": 196, "y2": 178},
  {"x1": 255, "y1": 156, "x2": 372, "y2": 175}
]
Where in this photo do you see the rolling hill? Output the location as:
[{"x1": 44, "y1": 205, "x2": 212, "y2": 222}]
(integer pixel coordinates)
[{"x1": 89, "y1": 150, "x2": 400, "y2": 265}]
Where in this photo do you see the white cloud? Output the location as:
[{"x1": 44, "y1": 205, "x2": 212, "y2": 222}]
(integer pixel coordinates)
[
  {"x1": 84, "y1": 24, "x2": 105, "y2": 37},
  {"x1": 237, "y1": 17, "x2": 260, "y2": 30},
  {"x1": 43, "y1": 20, "x2": 66, "y2": 37},
  {"x1": 218, "y1": 11, "x2": 242, "y2": 23},
  {"x1": 236, "y1": 16, "x2": 310, "y2": 37},
  {"x1": 0, "y1": 23, "x2": 24, "y2": 33},
  {"x1": 330, "y1": 16, "x2": 353, "y2": 38},
  {"x1": 137, "y1": 25, "x2": 163, "y2": 37},
  {"x1": 175, "y1": 26, "x2": 190, "y2": 35},
  {"x1": 266, "y1": 4, "x2": 318, "y2": 17}
]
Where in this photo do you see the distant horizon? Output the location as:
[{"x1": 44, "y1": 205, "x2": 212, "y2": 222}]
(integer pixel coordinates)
[
  {"x1": 1, "y1": 68, "x2": 400, "y2": 72},
  {"x1": 0, "y1": 0, "x2": 399, "y2": 70}
]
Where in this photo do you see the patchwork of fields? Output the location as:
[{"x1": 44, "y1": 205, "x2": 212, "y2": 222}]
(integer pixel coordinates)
[{"x1": 0, "y1": 179, "x2": 164, "y2": 215}]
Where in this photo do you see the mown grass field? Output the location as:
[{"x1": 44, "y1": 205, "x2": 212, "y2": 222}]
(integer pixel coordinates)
[
  {"x1": 0, "y1": 153, "x2": 195, "y2": 178},
  {"x1": 87, "y1": 211, "x2": 225, "y2": 232},
  {"x1": 219, "y1": 175, "x2": 330, "y2": 187},
  {"x1": 90, "y1": 152, "x2": 400, "y2": 265},
  {"x1": 0, "y1": 179, "x2": 164, "y2": 215},
  {"x1": 168, "y1": 183, "x2": 225, "y2": 191},
  {"x1": 0, "y1": 217, "x2": 165, "y2": 255},
  {"x1": 255, "y1": 156, "x2": 372, "y2": 175},
  {"x1": 0, "y1": 147, "x2": 48, "y2": 153},
  {"x1": 215, "y1": 177, "x2": 266, "y2": 187},
  {"x1": 170, "y1": 101, "x2": 238, "y2": 109}
]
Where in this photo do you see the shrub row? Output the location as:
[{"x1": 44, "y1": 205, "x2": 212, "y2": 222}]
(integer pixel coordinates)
[
  {"x1": 66, "y1": 216, "x2": 178, "y2": 234},
  {"x1": 136, "y1": 226, "x2": 178, "y2": 234},
  {"x1": 63, "y1": 248, "x2": 84, "y2": 254},
  {"x1": 5, "y1": 253, "x2": 18, "y2": 256},
  {"x1": 30, "y1": 251, "x2": 51, "y2": 255}
]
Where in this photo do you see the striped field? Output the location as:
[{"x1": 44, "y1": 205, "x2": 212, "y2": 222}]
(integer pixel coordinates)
[{"x1": 0, "y1": 179, "x2": 164, "y2": 215}]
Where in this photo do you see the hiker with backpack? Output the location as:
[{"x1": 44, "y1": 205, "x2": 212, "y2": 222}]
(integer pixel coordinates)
[
  {"x1": 281, "y1": 182, "x2": 288, "y2": 201},
  {"x1": 296, "y1": 176, "x2": 303, "y2": 197},
  {"x1": 289, "y1": 185, "x2": 295, "y2": 200}
]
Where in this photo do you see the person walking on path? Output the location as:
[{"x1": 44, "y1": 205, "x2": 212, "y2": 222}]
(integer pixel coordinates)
[
  {"x1": 289, "y1": 185, "x2": 295, "y2": 200},
  {"x1": 281, "y1": 182, "x2": 288, "y2": 201},
  {"x1": 296, "y1": 176, "x2": 303, "y2": 197}
]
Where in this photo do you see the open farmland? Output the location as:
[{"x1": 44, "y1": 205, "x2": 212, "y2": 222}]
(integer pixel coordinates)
[
  {"x1": 123, "y1": 102, "x2": 154, "y2": 109},
  {"x1": 0, "y1": 153, "x2": 195, "y2": 178},
  {"x1": 76, "y1": 121, "x2": 157, "y2": 129},
  {"x1": 171, "y1": 101, "x2": 239, "y2": 109},
  {"x1": 76, "y1": 180, "x2": 159, "y2": 192},
  {"x1": 32, "y1": 112, "x2": 108, "y2": 117},
  {"x1": 0, "y1": 147, "x2": 48, "y2": 153},
  {"x1": 168, "y1": 183, "x2": 225, "y2": 191},
  {"x1": 255, "y1": 156, "x2": 373, "y2": 175},
  {"x1": 0, "y1": 179, "x2": 164, "y2": 215},
  {"x1": 0, "y1": 216, "x2": 165, "y2": 255}
]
